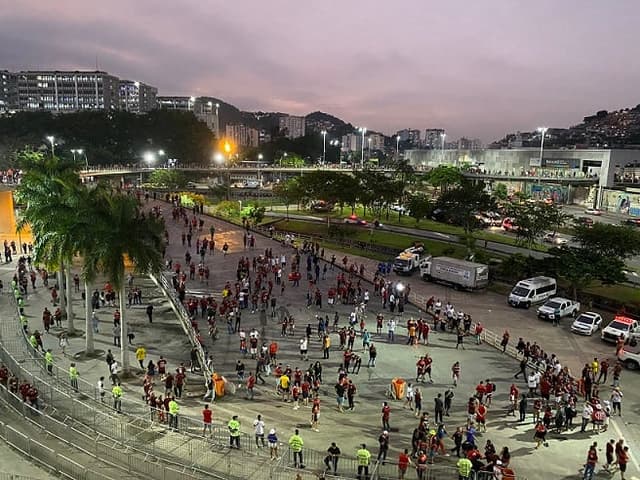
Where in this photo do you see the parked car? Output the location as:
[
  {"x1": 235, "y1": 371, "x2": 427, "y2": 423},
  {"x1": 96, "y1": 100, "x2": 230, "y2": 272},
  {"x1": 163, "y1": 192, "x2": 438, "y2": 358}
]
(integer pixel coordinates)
[
  {"x1": 536, "y1": 297, "x2": 580, "y2": 321},
  {"x1": 618, "y1": 346, "x2": 640, "y2": 370},
  {"x1": 601, "y1": 315, "x2": 640, "y2": 343},
  {"x1": 571, "y1": 312, "x2": 603, "y2": 335},
  {"x1": 584, "y1": 207, "x2": 602, "y2": 216},
  {"x1": 390, "y1": 204, "x2": 407, "y2": 213},
  {"x1": 623, "y1": 218, "x2": 640, "y2": 227},
  {"x1": 343, "y1": 215, "x2": 367, "y2": 226},
  {"x1": 542, "y1": 232, "x2": 568, "y2": 245}
]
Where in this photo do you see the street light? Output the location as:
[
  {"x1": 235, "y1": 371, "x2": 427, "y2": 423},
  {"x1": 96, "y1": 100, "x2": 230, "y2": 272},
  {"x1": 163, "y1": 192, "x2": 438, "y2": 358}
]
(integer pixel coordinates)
[
  {"x1": 367, "y1": 137, "x2": 372, "y2": 160},
  {"x1": 321, "y1": 130, "x2": 327, "y2": 165},
  {"x1": 46, "y1": 136, "x2": 55, "y2": 157},
  {"x1": 143, "y1": 151, "x2": 156, "y2": 165},
  {"x1": 537, "y1": 126, "x2": 549, "y2": 166},
  {"x1": 357, "y1": 127, "x2": 367, "y2": 169},
  {"x1": 188, "y1": 96, "x2": 196, "y2": 111},
  {"x1": 396, "y1": 135, "x2": 400, "y2": 157},
  {"x1": 440, "y1": 133, "x2": 446, "y2": 152}
]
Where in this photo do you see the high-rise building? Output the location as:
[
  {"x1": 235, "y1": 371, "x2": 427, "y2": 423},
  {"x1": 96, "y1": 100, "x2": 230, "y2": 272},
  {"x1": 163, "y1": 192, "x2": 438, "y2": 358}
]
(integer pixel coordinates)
[
  {"x1": 16, "y1": 70, "x2": 120, "y2": 111},
  {"x1": 457, "y1": 137, "x2": 483, "y2": 150},
  {"x1": 424, "y1": 129, "x2": 446, "y2": 149},
  {"x1": 279, "y1": 115, "x2": 306, "y2": 139},
  {"x1": 119, "y1": 80, "x2": 157, "y2": 113},
  {"x1": 396, "y1": 129, "x2": 421, "y2": 146},
  {"x1": 157, "y1": 96, "x2": 219, "y2": 136},
  {"x1": 341, "y1": 133, "x2": 362, "y2": 152},
  {"x1": 225, "y1": 124, "x2": 259, "y2": 148},
  {"x1": 368, "y1": 133, "x2": 385, "y2": 151},
  {"x1": 0, "y1": 70, "x2": 18, "y2": 113}
]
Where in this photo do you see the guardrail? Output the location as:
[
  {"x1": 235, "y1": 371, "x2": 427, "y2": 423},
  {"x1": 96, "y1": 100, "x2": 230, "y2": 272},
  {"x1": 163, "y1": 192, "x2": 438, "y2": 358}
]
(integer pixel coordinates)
[
  {"x1": 3, "y1": 287, "x2": 270, "y2": 479},
  {"x1": 150, "y1": 272, "x2": 212, "y2": 384}
]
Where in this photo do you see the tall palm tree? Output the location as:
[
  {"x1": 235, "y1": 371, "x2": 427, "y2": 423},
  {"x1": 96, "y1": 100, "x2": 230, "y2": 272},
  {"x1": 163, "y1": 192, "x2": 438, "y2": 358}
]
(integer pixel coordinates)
[
  {"x1": 84, "y1": 192, "x2": 164, "y2": 373},
  {"x1": 16, "y1": 152, "x2": 83, "y2": 335}
]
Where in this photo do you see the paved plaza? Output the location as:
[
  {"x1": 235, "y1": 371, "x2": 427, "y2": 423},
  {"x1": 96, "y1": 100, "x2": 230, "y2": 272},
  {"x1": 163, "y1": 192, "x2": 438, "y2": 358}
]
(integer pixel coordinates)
[{"x1": 0, "y1": 196, "x2": 638, "y2": 480}]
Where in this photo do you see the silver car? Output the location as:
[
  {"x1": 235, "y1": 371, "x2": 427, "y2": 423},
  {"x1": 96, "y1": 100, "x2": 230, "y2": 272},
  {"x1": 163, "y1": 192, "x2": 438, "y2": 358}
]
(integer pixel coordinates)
[{"x1": 571, "y1": 312, "x2": 603, "y2": 336}]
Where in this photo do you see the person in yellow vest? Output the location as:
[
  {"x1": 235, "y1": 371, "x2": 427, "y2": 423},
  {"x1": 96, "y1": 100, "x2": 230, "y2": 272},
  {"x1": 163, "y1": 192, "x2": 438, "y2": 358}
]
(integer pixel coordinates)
[
  {"x1": 69, "y1": 363, "x2": 79, "y2": 392},
  {"x1": 288, "y1": 429, "x2": 305, "y2": 468},
  {"x1": 228, "y1": 415, "x2": 241, "y2": 449},
  {"x1": 112, "y1": 382, "x2": 123, "y2": 413},
  {"x1": 322, "y1": 334, "x2": 331, "y2": 359},
  {"x1": 44, "y1": 349, "x2": 54, "y2": 375},
  {"x1": 135, "y1": 346, "x2": 147, "y2": 370},
  {"x1": 168, "y1": 398, "x2": 180, "y2": 431},
  {"x1": 356, "y1": 443, "x2": 371, "y2": 479}
]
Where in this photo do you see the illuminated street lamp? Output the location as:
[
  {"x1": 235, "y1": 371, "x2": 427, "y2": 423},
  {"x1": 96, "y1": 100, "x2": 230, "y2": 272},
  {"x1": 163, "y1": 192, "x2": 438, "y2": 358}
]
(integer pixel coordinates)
[
  {"x1": 321, "y1": 130, "x2": 327, "y2": 165},
  {"x1": 46, "y1": 135, "x2": 55, "y2": 157},
  {"x1": 357, "y1": 127, "x2": 367, "y2": 169},
  {"x1": 396, "y1": 135, "x2": 400, "y2": 157},
  {"x1": 537, "y1": 126, "x2": 549, "y2": 166}
]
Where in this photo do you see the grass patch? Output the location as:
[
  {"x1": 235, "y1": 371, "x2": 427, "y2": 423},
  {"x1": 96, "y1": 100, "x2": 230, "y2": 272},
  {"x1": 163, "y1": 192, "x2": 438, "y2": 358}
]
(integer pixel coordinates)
[
  {"x1": 283, "y1": 206, "x2": 548, "y2": 252},
  {"x1": 582, "y1": 284, "x2": 640, "y2": 306}
]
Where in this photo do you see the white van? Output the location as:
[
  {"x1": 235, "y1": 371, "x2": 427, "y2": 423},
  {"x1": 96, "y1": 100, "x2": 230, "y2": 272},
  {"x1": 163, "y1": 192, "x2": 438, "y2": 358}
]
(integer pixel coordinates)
[{"x1": 508, "y1": 276, "x2": 557, "y2": 308}]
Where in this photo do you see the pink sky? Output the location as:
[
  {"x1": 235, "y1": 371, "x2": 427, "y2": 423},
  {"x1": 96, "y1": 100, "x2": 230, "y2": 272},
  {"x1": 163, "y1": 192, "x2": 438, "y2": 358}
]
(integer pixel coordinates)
[{"x1": 2, "y1": 0, "x2": 640, "y2": 141}]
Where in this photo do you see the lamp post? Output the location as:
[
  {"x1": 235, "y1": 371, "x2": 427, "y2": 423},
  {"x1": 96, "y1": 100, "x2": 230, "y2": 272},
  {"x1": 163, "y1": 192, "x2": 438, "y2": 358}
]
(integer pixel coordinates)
[
  {"x1": 367, "y1": 137, "x2": 372, "y2": 162},
  {"x1": 46, "y1": 136, "x2": 55, "y2": 157},
  {"x1": 71, "y1": 149, "x2": 78, "y2": 162},
  {"x1": 330, "y1": 140, "x2": 341, "y2": 165},
  {"x1": 78, "y1": 149, "x2": 87, "y2": 171},
  {"x1": 321, "y1": 130, "x2": 327, "y2": 165},
  {"x1": 537, "y1": 126, "x2": 549, "y2": 167},
  {"x1": 396, "y1": 135, "x2": 400, "y2": 157},
  {"x1": 257, "y1": 153, "x2": 264, "y2": 188},
  {"x1": 358, "y1": 127, "x2": 367, "y2": 169}
]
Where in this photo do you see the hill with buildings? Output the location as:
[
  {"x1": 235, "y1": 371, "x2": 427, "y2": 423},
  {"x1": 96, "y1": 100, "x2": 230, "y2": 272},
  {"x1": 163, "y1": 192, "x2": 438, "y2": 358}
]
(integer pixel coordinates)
[{"x1": 491, "y1": 104, "x2": 640, "y2": 149}]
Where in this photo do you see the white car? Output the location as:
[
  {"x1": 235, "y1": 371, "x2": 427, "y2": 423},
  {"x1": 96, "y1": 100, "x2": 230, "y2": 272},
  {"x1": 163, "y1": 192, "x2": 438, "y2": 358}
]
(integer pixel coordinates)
[
  {"x1": 542, "y1": 232, "x2": 568, "y2": 245},
  {"x1": 537, "y1": 297, "x2": 580, "y2": 321},
  {"x1": 585, "y1": 208, "x2": 602, "y2": 216},
  {"x1": 571, "y1": 312, "x2": 603, "y2": 335},
  {"x1": 390, "y1": 204, "x2": 406, "y2": 213}
]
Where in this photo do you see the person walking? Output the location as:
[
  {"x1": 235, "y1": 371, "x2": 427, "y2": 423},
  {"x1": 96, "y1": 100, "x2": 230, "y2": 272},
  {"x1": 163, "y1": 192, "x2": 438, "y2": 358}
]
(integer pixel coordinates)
[
  {"x1": 518, "y1": 394, "x2": 528, "y2": 422},
  {"x1": 324, "y1": 442, "x2": 341, "y2": 475},
  {"x1": 268, "y1": 428, "x2": 279, "y2": 460},
  {"x1": 377, "y1": 431, "x2": 390, "y2": 464},
  {"x1": 381, "y1": 401, "x2": 391, "y2": 431},
  {"x1": 356, "y1": 443, "x2": 371, "y2": 480},
  {"x1": 44, "y1": 349, "x2": 53, "y2": 375},
  {"x1": 135, "y1": 346, "x2": 146, "y2": 370},
  {"x1": 112, "y1": 382, "x2": 123, "y2": 413},
  {"x1": 69, "y1": 363, "x2": 79, "y2": 392},
  {"x1": 253, "y1": 414, "x2": 266, "y2": 447},
  {"x1": 168, "y1": 397, "x2": 180, "y2": 431},
  {"x1": 228, "y1": 415, "x2": 241, "y2": 449},
  {"x1": 610, "y1": 387, "x2": 623, "y2": 416},
  {"x1": 582, "y1": 442, "x2": 598, "y2": 480},
  {"x1": 434, "y1": 393, "x2": 444, "y2": 424},
  {"x1": 398, "y1": 448, "x2": 412, "y2": 480},
  {"x1": 146, "y1": 304, "x2": 154, "y2": 323},
  {"x1": 288, "y1": 429, "x2": 305, "y2": 468},
  {"x1": 455, "y1": 327, "x2": 465, "y2": 350},
  {"x1": 97, "y1": 376, "x2": 106, "y2": 403}
]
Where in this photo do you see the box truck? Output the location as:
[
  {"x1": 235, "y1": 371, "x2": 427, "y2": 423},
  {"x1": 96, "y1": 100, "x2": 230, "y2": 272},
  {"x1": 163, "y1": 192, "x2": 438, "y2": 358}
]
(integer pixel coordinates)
[{"x1": 419, "y1": 256, "x2": 489, "y2": 290}]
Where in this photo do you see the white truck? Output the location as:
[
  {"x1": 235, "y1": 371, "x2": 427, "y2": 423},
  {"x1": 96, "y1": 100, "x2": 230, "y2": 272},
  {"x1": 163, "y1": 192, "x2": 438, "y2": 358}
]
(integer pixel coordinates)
[
  {"x1": 393, "y1": 245, "x2": 426, "y2": 275},
  {"x1": 536, "y1": 297, "x2": 580, "y2": 321},
  {"x1": 419, "y1": 256, "x2": 489, "y2": 290}
]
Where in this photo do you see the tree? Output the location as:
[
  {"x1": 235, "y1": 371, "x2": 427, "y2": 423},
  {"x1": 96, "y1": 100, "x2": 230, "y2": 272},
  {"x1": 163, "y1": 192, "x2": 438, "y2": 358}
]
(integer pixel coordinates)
[
  {"x1": 573, "y1": 223, "x2": 640, "y2": 259},
  {"x1": 84, "y1": 193, "x2": 164, "y2": 374},
  {"x1": 492, "y1": 183, "x2": 508, "y2": 201},
  {"x1": 426, "y1": 165, "x2": 463, "y2": 193},
  {"x1": 149, "y1": 169, "x2": 187, "y2": 189},
  {"x1": 547, "y1": 246, "x2": 627, "y2": 300},
  {"x1": 506, "y1": 202, "x2": 566, "y2": 249},
  {"x1": 436, "y1": 181, "x2": 494, "y2": 235},
  {"x1": 273, "y1": 178, "x2": 305, "y2": 219},
  {"x1": 16, "y1": 150, "x2": 83, "y2": 335},
  {"x1": 406, "y1": 193, "x2": 431, "y2": 225}
]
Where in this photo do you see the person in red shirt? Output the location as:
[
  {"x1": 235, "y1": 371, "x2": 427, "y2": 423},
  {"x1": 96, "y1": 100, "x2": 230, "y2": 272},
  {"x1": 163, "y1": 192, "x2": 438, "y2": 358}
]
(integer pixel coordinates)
[
  {"x1": 476, "y1": 403, "x2": 488, "y2": 432},
  {"x1": 382, "y1": 401, "x2": 391, "y2": 430},
  {"x1": 398, "y1": 448, "x2": 412, "y2": 479},
  {"x1": 474, "y1": 322, "x2": 484, "y2": 345},
  {"x1": 246, "y1": 372, "x2": 256, "y2": 400},
  {"x1": 583, "y1": 443, "x2": 598, "y2": 479},
  {"x1": 475, "y1": 381, "x2": 486, "y2": 403},
  {"x1": 157, "y1": 356, "x2": 167, "y2": 375},
  {"x1": 202, "y1": 404, "x2": 213, "y2": 436},
  {"x1": 508, "y1": 384, "x2": 519, "y2": 416}
]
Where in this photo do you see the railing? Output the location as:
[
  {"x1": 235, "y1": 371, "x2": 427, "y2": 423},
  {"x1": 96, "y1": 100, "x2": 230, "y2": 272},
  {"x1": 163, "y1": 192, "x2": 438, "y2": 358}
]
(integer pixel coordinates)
[
  {"x1": 3, "y1": 287, "x2": 269, "y2": 479},
  {"x1": 150, "y1": 272, "x2": 212, "y2": 384}
]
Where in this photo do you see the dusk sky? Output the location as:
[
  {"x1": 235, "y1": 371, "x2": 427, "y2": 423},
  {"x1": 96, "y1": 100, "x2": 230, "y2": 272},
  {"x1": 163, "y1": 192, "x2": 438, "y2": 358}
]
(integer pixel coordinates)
[{"x1": 2, "y1": 0, "x2": 640, "y2": 141}]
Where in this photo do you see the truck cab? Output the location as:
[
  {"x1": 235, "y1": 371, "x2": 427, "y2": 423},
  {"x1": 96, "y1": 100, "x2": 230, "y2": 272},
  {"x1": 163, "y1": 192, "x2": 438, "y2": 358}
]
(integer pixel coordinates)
[
  {"x1": 393, "y1": 245, "x2": 425, "y2": 275},
  {"x1": 601, "y1": 315, "x2": 640, "y2": 343}
]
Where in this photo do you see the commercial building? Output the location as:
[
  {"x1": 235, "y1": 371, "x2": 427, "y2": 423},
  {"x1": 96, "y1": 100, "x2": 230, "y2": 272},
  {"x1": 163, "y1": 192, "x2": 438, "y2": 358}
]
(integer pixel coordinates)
[
  {"x1": 119, "y1": 80, "x2": 157, "y2": 113},
  {"x1": 16, "y1": 70, "x2": 120, "y2": 111},
  {"x1": 0, "y1": 71, "x2": 17, "y2": 113},
  {"x1": 225, "y1": 124, "x2": 259, "y2": 148},
  {"x1": 406, "y1": 147, "x2": 640, "y2": 208},
  {"x1": 457, "y1": 137, "x2": 483, "y2": 150},
  {"x1": 279, "y1": 115, "x2": 306, "y2": 139}
]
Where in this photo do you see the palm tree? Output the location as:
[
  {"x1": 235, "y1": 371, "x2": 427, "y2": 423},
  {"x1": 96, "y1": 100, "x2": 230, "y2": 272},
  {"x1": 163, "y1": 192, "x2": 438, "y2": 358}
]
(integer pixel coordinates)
[
  {"x1": 16, "y1": 151, "x2": 83, "y2": 335},
  {"x1": 84, "y1": 192, "x2": 164, "y2": 374}
]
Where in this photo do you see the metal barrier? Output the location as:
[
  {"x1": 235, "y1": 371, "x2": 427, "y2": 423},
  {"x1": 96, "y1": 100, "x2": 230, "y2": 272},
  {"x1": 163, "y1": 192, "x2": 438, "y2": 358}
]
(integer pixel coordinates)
[{"x1": 2, "y1": 289, "x2": 268, "y2": 479}]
